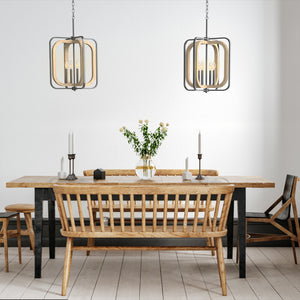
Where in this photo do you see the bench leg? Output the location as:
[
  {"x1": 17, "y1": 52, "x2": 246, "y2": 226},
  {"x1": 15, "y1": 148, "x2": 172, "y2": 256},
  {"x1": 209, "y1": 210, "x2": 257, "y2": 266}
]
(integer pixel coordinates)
[
  {"x1": 62, "y1": 237, "x2": 73, "y2": 296},
  {"x1": 216, "y1": 237, "x2": 227, "y2": 296}
]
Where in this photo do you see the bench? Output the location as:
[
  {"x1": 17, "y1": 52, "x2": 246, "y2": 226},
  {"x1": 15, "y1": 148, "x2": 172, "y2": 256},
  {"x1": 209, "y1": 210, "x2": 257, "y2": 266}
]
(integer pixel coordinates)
[{"x1": 53, "y1": 183, "x2": 233, "y2": 296}]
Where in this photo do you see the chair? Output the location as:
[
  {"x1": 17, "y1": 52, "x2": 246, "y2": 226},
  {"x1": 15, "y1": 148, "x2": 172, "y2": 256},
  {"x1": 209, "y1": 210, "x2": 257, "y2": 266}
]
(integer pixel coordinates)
[
  {"x1": 5, "y1": 204, "x2": 35, "y2": 252},
  {"x1": 53, "y1": 183, "x2": 234, "y2": 296},
  {"x1": 0, "y1": 212, "x2": 22, "y2": 272},
  {"x1": 237, "y1": 174, "x2": 300, "y2": 264},
  {"x1": 83, "y1": 169, "x2": 219, "y2": 255}
]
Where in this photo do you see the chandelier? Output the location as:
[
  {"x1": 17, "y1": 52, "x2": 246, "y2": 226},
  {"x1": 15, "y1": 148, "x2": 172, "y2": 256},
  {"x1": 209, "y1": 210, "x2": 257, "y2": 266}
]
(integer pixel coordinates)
[
  {"x1": 184, "y1": 0, "x2": 230, "y2": 92},
  {"x1": 49, "y1": 0, "x2": 98, "y2": 91}
]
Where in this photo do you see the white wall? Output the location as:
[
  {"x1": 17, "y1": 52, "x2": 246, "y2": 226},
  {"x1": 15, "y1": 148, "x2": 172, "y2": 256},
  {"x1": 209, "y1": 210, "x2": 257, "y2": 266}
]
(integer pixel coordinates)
[{"x1": 0, "y1": 0, "x2": 299, "y2": 216}]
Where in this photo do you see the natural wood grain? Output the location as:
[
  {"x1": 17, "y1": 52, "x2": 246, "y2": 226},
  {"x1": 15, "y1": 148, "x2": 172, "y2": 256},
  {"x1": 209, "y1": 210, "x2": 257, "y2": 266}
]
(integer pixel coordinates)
[
  {"x1": 0, "y1": 213, "x2": 22, "y2": 272},
  {"x1": 83, "y1": 169, "x2": 219, "y2": 177},
  {"x1": 5, "y1": 204, "x2": 35, "y2": 252},
  {"x1": 61, "y1": 237, "x2": 73, "y2": 296},
  {"x1": 53, "y1": 183, "x2": 234, "y2": 296},
  {"x1": 6, "y1": 175, "x2": 275, "y2": 189},
  {"x1": 242, "y1": 175, "x2": 299, "y2": 264}
]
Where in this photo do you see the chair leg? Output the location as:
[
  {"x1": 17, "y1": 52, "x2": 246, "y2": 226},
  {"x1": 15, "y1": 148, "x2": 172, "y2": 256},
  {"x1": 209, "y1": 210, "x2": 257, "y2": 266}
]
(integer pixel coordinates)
[
  {"x1": 87, "y1": 211, "x2": 97, "y2": 256},
  {"x1": 16, "y1": 214, "x2": 22, "y2": 264},
  {"x1": 3, "y1": 220, "x2": 9, "y2": 272},
  {"x1": 86, "y1": 238, "x2": 95, "y2": 256},
  {"x1": 288, "y1": 218, "x2": 297, "y2": 264},
  {"x1": 25, "y1": 213, "x2": 34, "y2": 251},
  {"x1": 216, "y1": 237, "x2": 227, "y2": 296},
  {"x1": 62, "y1": 237, "x2": 73, "y2": 296},
  {"x1": 24, "y1": 213, "x2": 35, "y2": 252}
]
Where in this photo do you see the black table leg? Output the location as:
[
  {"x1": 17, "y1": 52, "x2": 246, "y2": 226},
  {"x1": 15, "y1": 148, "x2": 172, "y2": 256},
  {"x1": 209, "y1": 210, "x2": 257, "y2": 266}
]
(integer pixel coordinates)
[
  {"x1": 48, "y1": 189, "x2": 55, "y2": 259},
  {"x1": 34, "y1": 188, "x2": 44, "y2": 278},
  {"x1": 227, "y1": 198, "x2": 234, "y2": 259},
  {"x1": 237, "y1": 187, "x2": 246, "y2": 278}
]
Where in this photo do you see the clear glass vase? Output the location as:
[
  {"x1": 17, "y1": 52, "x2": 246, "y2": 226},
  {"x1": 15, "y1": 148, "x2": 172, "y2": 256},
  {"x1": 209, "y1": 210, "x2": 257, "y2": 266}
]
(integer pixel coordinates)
[{"x1": 135, "y1": 156, "x2": 156, "y2": 179}]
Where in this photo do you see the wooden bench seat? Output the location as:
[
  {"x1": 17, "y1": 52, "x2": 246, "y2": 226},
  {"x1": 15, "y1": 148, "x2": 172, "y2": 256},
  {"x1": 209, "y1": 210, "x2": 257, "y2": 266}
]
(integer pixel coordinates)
[{"x1": 54, "y1": 183, "x2": 233, "y2": 296}]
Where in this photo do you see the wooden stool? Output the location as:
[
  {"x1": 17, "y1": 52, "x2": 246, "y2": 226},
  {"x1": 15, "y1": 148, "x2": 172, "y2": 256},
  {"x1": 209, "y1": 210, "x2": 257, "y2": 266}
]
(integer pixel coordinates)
[
  {"x1": 5, "y1": 204, "x2": 35, "y2": 252},
  {"x1": 0, "y1": 212, "x2": 22, "y2": 272}
]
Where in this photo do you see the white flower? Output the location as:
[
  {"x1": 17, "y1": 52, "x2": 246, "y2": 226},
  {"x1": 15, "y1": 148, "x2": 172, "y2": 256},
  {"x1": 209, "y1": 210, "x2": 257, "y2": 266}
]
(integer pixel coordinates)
[
  {"x1": 144, "y1": 119, "x2": 149, "y2": 124},
  {"x1": 139, "y1": 120, "x2": 143, "y2": 124},
  {"x1": 159, "y1": 122, "x2": 164, "y2": 127},
  {"x1": 162, "y1": 127, "x2": 167, "y2": 133},
  {"x1": 120, "y1": 128, "x2": 124, "y2": 132}
]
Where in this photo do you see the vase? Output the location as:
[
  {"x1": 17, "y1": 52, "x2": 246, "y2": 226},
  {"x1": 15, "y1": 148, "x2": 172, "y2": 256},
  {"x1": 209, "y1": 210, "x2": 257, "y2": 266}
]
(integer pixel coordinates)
[{"x1": 135, "y1": 156, "x2": 156, "y2": 179}]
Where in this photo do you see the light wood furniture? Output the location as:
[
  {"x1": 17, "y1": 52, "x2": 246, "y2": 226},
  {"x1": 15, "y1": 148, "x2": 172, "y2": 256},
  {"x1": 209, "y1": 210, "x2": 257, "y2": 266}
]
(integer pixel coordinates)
[
  {"x1": 237, "y1": 174, "x2": 300, "y2": 264},
  {"x1": 0, "y1": 212, "x2": 22, "y2": 272},
  {"x1": 6, "y1": 175, "x2": 275, "y2": 279},
  {"x1": 53, "y1": 183, "x2": 234, "y2": 296},
  {"x1": 84, "y1": 169, "x2": 219, "y2": 256},
  {"x1": 5, "y1": 204, "x2": 35, "y2": 252},
  {"x1": 83, "y1": 168, "x2": 219, "y2": 177}
]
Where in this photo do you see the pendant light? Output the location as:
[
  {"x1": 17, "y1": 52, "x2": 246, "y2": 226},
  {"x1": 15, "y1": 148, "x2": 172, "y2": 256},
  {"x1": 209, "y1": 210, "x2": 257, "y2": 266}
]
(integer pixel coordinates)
[
  {"x1": 184, "y1": 0, "x2": 230, "y2": 92},
  {"x1": 49, "y1": 0, "x2": 98, "y2": 91}
]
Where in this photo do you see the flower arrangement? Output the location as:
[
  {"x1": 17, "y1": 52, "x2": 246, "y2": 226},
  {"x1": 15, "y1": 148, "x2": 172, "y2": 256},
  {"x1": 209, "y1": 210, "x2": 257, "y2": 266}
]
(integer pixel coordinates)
[{"x1": 120, "y1": 120, "x2": 169, "y2": 158}]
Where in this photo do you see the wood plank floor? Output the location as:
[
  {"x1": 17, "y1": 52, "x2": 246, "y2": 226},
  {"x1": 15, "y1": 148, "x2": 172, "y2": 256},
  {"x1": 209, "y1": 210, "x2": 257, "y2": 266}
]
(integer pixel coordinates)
[{"x1": 0, "y1": 247, "x2": 299, "y2": 299}]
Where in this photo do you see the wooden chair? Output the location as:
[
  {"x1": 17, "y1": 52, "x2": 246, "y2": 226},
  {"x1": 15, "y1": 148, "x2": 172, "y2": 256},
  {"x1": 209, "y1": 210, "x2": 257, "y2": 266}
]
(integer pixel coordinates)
[
  {"x1": 5, "y1": 204, "x2": 35, "y2": 252},
  {"x1": 0, "y1": 212, "x2": 22, "y2": 272},
  {"x1": 237, "y1": 174, "x2": 300, "y2": 264},
  {"x1": 53, "y1": 183, "x2": 234, "y2": 296},
  {"x1": 83, "y1": 169, "x2": 219, "y2": 255}
]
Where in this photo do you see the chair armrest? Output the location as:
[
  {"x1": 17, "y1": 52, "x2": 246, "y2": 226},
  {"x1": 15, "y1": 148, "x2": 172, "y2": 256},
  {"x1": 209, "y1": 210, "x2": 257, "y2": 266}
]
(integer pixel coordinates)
[
  {"x1": 264, "y1": 195, "x2": 283, "y2": 214},
  {"x1": 271, "y1": 197, "x2": 292, "y2": 220}
]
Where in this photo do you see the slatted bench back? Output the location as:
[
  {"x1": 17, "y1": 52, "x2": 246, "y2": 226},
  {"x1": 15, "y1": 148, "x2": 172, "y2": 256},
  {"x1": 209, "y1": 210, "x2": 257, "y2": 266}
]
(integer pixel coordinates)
[{"x1": 53, "y1": 184, "x2": 234, "y2": 238}]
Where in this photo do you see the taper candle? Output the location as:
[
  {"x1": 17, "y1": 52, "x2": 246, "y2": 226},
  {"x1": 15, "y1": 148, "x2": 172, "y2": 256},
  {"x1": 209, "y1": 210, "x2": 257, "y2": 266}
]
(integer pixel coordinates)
[
  {"x1": 68, "y1": 132, "x2": 71, "y2": 154},
  {"x1": 198, "y1": 131, "x2": 201, "y2": 154},
  {"x1": 185, "y1": 157, "x2": 189, "y2": 172},
  {"x1": 60, "y1": 156, "x2": 64, "y2": 172},
  {"x1": 71, "y1": 132, "x2": 74, "y2": 154}
]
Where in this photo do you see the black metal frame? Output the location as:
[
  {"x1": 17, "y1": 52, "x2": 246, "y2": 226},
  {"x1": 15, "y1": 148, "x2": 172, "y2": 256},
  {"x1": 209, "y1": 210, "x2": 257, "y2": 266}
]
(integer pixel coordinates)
[
  {"x1": 49, "y1": 36, "x2": 98, "y2": 91},
  {"x1": 49, "y1": 0, "x2": 98, "y2": 91},
  {"x1": 184, "y1": 36, "x2": 231, "y2": 93}
]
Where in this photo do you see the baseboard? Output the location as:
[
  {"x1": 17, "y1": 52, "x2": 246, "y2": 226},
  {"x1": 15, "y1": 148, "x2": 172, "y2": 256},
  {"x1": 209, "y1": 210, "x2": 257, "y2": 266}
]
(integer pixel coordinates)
[{"x1": 5, "y1": 218, "x2": 300, "y2": 247}]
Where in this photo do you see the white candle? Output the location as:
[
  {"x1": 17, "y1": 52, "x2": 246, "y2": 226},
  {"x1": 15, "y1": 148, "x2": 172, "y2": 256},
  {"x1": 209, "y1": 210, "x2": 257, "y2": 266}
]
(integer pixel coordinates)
[
  {"x1": 185, "y1": 157, "x2": 189, "y2": 172},
  {"x1": 68, "y1": 132, "x2": 71, "y2": 154},
  {"x1": 198, "y1": 131, "x2": 201, "y2": 154},
  {"x1": 60, "y1": 156, "x2": 64, "y2": 172},
  {"x1": 71, "y1": 132, "x2": 74, "y2": 154}
]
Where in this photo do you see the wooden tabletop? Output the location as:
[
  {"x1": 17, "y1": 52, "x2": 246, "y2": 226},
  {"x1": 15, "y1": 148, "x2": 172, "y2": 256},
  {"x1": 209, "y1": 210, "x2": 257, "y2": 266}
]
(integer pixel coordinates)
[{"x1": 6, "y1": 175, "x2": 275, "y2": 189}]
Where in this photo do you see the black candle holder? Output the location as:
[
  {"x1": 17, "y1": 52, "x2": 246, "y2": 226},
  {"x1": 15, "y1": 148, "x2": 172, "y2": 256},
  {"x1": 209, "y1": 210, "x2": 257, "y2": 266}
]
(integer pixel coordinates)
[
  {"x1": 195, "y1": 153, "x2": 204, "y2": 180},
  {"x1": 66, "y1": 153, "x2": 77, "y2": 181}
]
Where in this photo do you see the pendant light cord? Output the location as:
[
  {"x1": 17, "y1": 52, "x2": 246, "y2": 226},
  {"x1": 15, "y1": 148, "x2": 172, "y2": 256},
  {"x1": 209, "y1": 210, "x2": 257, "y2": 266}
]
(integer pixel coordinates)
[{"x1": 72, "y1": 0, "x2": 75, "y2": 38}]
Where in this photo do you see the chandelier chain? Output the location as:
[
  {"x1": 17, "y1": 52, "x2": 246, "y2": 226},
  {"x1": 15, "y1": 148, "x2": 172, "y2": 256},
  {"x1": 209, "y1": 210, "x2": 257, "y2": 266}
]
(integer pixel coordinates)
[
  {"x1": 72, "y1": 0, "x2": 75, "y2": 37},
  {"x1": 206, "y1": 0, "x2": 209, "y2": 20}
]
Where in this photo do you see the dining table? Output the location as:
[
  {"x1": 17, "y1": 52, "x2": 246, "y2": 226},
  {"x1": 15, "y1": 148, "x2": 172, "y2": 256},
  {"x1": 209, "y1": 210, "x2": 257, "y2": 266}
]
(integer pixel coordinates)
[{"x1": 6, "y1": 175, "x2": 275, "y2": 279}]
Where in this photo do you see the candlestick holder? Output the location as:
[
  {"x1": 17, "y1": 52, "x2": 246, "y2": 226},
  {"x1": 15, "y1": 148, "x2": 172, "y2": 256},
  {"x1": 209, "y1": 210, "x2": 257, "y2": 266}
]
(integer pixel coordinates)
[
  {"x1": 195, "y1": 154, "x2": 204, "y2": 180},
  {"x1": 66, "y1": 154, "x2": 77, "y2": 181}
]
